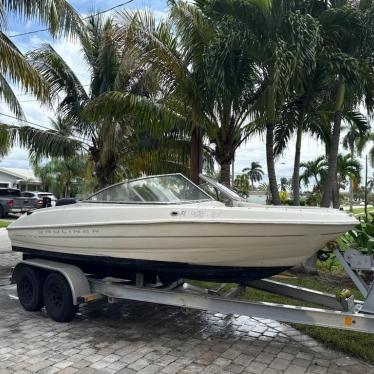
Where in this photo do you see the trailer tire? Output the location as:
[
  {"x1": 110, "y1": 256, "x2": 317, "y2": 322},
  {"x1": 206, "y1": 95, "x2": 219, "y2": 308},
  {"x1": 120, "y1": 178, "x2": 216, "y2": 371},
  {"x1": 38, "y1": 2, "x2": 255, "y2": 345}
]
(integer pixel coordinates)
[
  {"x1": 17, "y1": 266, "x2": 44, "y2": 311},
  {"x1": 43, "y1": 272, "x2": 78, "y2": 322}
]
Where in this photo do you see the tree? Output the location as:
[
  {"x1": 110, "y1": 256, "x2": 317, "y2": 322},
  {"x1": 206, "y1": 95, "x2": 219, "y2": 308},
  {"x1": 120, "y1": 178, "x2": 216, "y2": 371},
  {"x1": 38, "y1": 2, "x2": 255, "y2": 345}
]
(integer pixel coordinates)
[
  {"x1": 199, "y1": 0, "x2": 320, "y2": 203},
  {"x1": 0, "y1": 1, "x2": 84, "y2": 119},
  {"x1": 102, "y1": 4, "x2": 214, "y2": 184},
  {"x1": 242, "y1": 162, "x2": 264, "y2": 189},
  {"x1": 2, "y1": 14, "x2": 178, "y2": 189},
  {"x1": 34, "y1": 156, "x2": 87, "y2": 198},
  {"x1": 343, "y1": 122, "x2": 368, "y2": 210},
  {"x1": 320, "y1": 2, "x2": 374, "y2": 208},
  {"x1": 300, "y1": 156, "x2": 327, "y2": 191},
  {"x1": 279, "y1": 177, "x2": 290, "y2": 193},
  {"x1": 275, "y1": 65, "x2": 330, "y2": 206},
  {"x1": 84, "y1": 2, "x2": 261, "y2": 187},
  {"x1": 234, "y1": 174, "x2": 249, "y2": 197},
  {"x1": 336, "y1": 154, "x2": 361, "y2": 192}
]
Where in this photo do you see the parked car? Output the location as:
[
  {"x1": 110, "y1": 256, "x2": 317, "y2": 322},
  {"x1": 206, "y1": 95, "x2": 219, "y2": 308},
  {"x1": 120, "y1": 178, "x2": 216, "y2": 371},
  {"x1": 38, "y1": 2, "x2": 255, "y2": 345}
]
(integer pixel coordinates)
[
  {"x1": 21, "y1": 192, "x2": 57, "y2": 208},
  {"x1": 0, "y1": 188, "x2": 36, "y2": 217}
]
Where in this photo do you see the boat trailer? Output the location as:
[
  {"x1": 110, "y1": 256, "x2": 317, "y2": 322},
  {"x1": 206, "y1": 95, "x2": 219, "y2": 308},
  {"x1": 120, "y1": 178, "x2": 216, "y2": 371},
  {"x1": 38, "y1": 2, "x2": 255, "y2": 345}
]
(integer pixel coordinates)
[{"x1": 7, "y1": 247, "x2": 374, "y2": 333}]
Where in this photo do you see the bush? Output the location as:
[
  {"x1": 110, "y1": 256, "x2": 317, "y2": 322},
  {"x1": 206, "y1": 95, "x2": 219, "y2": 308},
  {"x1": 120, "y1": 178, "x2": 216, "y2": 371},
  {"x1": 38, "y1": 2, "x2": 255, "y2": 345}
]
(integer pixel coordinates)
[
  {"x1": 279, "y1": 191, "x2": 289, "y2": 204},
  {"x1": 284, "y1": 199, "x2": 306, "y2": 206},
  {"x1": 305, "y1": 192, "x2": 321, "y2": 206},
  {"x1": 341, "y1": 213, "x2": 374, "y2": 255}
]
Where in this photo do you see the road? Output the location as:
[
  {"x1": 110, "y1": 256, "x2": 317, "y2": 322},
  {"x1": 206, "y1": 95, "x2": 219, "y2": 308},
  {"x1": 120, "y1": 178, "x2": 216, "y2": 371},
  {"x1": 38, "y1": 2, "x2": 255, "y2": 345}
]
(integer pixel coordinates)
[{"x1": 0, "y1": 229, "x2": 373, "y2": 373}]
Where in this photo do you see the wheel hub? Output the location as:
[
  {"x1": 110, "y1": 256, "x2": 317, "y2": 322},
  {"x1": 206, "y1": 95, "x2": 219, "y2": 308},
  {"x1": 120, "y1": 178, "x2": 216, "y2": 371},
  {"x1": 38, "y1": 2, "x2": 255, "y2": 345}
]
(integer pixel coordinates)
[
  {"x1": 20, "y1": 278, "x2": 33, "y2": 301},
  {"x1": 50, "y1": 283, "x2": 63, "y2": 308}
]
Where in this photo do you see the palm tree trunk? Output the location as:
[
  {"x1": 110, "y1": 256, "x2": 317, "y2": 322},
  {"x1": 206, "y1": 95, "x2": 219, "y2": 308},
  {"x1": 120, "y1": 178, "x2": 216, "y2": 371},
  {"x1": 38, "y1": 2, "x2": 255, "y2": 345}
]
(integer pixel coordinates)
[
  {"x1": 231, "y1": 158, "x2": 235, "y2": 186},
  {"x1": 190, "y1": 126, "x2": 200, "y2": 184},
  {"x1": 219, "y1": 161, "x2": 231, "y2": 187},
  {"x1": 292, "y1": 114, "x2": 304, "y2": 206},
  {"x1": 93, "y1": 154, "x2": 117, "y2": 190},
  {"x1": 321, "y1": 112, "x2": 342, "y2": 207},
  {"x1": 266, "y1": 123, "x2": 280, "y2": 205},
  {"x1": 349, "y1": 149, "x2": 354, "y2": 211},
  {"x1": 321, "y1": 80, "x2": 345, "y2": 208},
  {"x1": 332, "y1": 178, "x2": 340, "y2": 209},
  {"x1": 314, "y1": 175, "x2": 320, "y2": 194}
]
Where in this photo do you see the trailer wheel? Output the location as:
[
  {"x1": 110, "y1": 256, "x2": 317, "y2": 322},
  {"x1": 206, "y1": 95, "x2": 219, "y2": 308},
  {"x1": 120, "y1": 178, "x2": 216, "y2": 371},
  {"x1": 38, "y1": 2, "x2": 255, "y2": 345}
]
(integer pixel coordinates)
[
  {"x1": 43, "y1": 272, "x2": 78, "y2": 322},
  {"x1": 17, "y1": 266, "x2": 44, "y2": 311}
]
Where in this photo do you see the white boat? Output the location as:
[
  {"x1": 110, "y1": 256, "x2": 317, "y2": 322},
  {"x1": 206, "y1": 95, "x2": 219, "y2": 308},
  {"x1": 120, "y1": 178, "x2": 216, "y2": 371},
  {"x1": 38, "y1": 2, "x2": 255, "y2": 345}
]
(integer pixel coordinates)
[{"x1": 7, "y1": 174, "x2": 357, "y2": 283}]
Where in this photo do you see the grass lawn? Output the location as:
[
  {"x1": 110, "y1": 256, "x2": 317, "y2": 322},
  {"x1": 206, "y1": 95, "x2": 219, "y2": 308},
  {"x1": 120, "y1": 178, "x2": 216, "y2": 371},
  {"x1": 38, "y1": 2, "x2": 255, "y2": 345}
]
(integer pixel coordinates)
[
  {"x1": 352, "y1": 207, "x2": 374, "y2": 216},
  {"x1": 241, "y1": 275, "x2": 374, "y2": 364},
  {"x1": 0, "y1": 220, "x2": 11, "y2": 228},
  {"x1": 192, "y1": 272, "x2": 374, "y2": 364}
]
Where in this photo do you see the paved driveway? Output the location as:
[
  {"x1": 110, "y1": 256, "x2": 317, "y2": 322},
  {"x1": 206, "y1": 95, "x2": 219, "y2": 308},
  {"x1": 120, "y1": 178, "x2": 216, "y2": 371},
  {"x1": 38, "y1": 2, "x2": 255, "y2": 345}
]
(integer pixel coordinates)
[{"x1": 0, "y1": 230, "x2": 373, "y2": 374}]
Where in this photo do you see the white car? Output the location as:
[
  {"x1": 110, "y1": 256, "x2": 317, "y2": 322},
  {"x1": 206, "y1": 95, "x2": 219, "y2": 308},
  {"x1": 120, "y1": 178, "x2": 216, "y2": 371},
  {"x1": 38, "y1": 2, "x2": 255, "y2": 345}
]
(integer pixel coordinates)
[{"x1": 21, "y1": 192, "x2": 57, "y2": 207}]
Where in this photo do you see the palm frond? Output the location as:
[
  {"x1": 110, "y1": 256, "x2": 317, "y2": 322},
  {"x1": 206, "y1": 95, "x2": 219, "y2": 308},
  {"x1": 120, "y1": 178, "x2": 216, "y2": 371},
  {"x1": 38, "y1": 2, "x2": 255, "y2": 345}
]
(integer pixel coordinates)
[
  {"x1": 0, "y1": 123, "x2": 84, "y2": 161},
  {"x1": 0, "y1": 32, "x2": 49, "y2": 102},
  {"x1": 82, "y1": 91, "x2": 190, "y2": 135},
  {"x1": 27, "y1": 44, "x2": 91, "y2": 135},
  {"x1": 3, "y1": 0, "x2": 85, "y2": 38},
  {"x1": 0, "y1": 72, "x2": 24, "y2": 118},
  {"x1": 343, "y1": 110, "x2": 369, "y2": 133}
]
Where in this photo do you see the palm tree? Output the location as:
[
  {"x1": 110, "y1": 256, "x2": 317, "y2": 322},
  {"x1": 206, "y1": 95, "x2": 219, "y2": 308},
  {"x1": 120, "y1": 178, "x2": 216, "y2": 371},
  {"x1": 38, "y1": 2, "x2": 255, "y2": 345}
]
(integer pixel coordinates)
[
  {"x1": 233, "y1": 174, "x2": 250, "y2": 197},
  {"x1": 274, "y1": 64, "x2": 332, "y2": 206},
  {"x1": 84, "y1": 3, "x2": 260, "y2": 187},
  {"x1": 242, "y1": 162, "x2": 264, "y2": 189},
  {"x1": 0, "y1": 1, "x2": 84, "y2": 118},
  {"x1": 200, "y1": 0, "x2": 320, "y2": 203},
  {"x1": 34, "y1": 156, "x2": 87, "y2": 198},
  {"x1": 300, "y1": 156, "x2": 327, "y2": 191},
  {"x1": 28, "y1": 16, "x2": 131, "y2": 188},
  {"x1": 343, "y1": 123, "x2": 369, "y2": 210},
  {"x1": 98, "y1": 4, "x2": 213, "y2": 184},
  {"x1": 319, "y1": 2, "x2": 374, "y2": 208},
  {"x1": 336, "y1": 154, "x2": 361, "y2": 193},
  {"x1": 279, "y1": 177, "x2": 290, "y2": 193},
  {"x1": 3, "y1": 14, "x2": 179, "y2": 189}
]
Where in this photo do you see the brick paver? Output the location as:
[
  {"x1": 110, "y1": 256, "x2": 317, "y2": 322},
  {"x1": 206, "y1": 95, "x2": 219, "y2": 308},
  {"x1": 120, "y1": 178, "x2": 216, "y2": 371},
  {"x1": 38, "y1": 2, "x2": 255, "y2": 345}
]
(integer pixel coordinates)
[{"x1": 0, "y1": 241, "x2": 373, "y2": 373}]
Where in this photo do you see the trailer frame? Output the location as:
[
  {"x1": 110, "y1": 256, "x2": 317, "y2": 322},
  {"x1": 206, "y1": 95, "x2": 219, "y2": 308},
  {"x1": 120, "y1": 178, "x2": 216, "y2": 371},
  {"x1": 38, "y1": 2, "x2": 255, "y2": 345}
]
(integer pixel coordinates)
[{"x1": 8, "y1": 247, "x2": 374, "y2": 333}]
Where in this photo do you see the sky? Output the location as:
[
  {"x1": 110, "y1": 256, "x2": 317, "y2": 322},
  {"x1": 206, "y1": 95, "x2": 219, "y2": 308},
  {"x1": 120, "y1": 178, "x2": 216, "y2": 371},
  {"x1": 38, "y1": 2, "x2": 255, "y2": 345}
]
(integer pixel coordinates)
[{"x1": 0, "y1": 0, "x2": 371, "y2": 183}]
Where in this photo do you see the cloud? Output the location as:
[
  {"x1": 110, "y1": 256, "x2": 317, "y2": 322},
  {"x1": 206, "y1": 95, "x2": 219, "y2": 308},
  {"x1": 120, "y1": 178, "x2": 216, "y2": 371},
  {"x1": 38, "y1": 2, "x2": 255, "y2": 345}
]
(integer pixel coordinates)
[
  {"x1": 234, "y1": 133, "x2": 326, "y2": 180},
  {"x1": 0, "y1": 147, "x2": 31, "y2": 169}
]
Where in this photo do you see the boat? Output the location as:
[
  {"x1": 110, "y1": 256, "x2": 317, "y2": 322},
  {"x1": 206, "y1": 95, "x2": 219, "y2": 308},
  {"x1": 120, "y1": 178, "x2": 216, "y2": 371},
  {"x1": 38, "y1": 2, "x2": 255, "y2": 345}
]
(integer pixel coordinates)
[{"x1": 7, "y1": 173, "x2": 357, "y2": 283}]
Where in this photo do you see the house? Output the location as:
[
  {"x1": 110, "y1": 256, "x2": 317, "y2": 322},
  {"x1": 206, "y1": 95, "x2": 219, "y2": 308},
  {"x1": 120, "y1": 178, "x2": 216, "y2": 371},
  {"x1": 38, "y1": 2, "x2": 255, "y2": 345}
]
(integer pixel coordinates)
[{"x1": 0, "y1": 167, "x2": 42, "y2": 191}]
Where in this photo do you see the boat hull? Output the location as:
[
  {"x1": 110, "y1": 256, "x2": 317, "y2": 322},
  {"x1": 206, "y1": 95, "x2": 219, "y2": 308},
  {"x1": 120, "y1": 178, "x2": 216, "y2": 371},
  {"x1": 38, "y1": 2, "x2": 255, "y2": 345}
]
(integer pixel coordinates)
[
  {"x1": 7, "y1": 202, "x2": 357, "y2": 282},
  {"x1": 14, "y1": 245, "x2": 290, "y2": 282}
]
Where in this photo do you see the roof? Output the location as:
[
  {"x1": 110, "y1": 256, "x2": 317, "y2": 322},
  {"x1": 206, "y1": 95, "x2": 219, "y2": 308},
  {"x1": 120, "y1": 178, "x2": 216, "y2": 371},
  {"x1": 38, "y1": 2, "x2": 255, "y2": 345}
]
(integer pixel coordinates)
[{"x1": 0, "y1": 167, "x2": 40, "y2": 182}]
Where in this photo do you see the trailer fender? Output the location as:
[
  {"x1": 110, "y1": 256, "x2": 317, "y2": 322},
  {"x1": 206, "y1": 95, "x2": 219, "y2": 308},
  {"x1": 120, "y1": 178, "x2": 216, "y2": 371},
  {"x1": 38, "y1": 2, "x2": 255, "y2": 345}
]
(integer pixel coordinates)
[{"x1": 12, "y1": 259, "x2": 91, "y2": 305}]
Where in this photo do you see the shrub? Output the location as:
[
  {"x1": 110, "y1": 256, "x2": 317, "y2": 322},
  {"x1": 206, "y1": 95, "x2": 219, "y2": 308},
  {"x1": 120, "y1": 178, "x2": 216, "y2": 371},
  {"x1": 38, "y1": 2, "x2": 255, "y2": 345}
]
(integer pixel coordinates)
[{"x1": 341, "y1": 213, "x2": 374, "y2": 255}]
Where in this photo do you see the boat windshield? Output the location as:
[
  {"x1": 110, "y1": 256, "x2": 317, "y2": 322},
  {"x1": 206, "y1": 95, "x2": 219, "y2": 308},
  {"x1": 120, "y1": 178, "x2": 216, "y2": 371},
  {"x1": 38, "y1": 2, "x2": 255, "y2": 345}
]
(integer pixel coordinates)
[
  {"x1": 86, "y1": 174, "x2": 213, "y2": 204},
  {"x1": 199, "y1": 174, "x2": 245, "y2": 202}
]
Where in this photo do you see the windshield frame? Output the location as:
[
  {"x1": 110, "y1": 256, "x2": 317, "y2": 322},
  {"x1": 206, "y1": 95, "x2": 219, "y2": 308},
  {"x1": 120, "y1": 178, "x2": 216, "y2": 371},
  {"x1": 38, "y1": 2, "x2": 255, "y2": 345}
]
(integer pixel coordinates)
[
  {"x1": 199, "y1": 174, "x2": 245, "y2": 202},
  {"x1": 84, "y1": 173, "x2": 214, "y2": 205}
]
